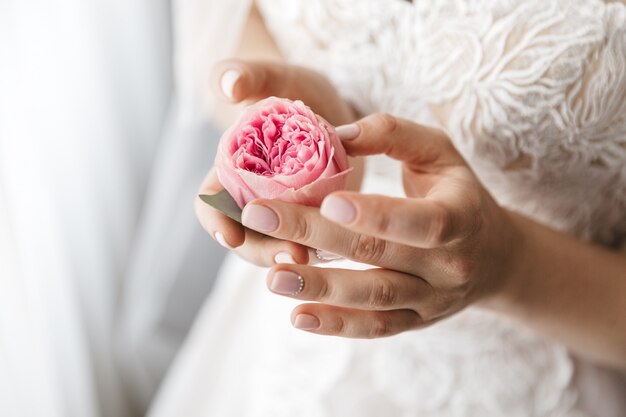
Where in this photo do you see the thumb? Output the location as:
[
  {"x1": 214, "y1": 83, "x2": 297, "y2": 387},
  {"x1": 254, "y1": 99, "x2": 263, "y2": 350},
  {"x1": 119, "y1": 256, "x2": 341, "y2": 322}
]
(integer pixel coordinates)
[
  {"x1": 336, "y1": 113, "x2": 466, "y2": 168},
  {"x1": 211, "y1": 59, "x2": 292, "y2": 103}
]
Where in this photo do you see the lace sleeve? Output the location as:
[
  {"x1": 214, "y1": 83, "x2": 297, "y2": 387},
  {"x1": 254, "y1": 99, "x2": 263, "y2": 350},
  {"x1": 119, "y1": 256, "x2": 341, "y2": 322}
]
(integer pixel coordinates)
[
  {"x1": 257, "y1": 0, "x2": 626, "y2": 162},
  {"x1": 258, "y1": 0, "x2": 626, "y2": 245},
  {"x1": 413, "y1": 1, "x2": 626, "y2": 245},
  {"x1": 419, "y1": 1, "x2": 626, "y2": 167}
]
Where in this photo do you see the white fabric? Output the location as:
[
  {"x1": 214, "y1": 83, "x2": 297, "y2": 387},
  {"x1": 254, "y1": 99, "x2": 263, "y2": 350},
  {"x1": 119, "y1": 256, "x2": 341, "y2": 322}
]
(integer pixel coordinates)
[
  {"x1": 0, "y1": 1, "x2": 227, "y2": 416},
  {"x1": 150, "y1": 0, "x2": 626, "y2": 416},
  {"x1": 172, "y1": 0, "x2": 253, "y2": 122}
]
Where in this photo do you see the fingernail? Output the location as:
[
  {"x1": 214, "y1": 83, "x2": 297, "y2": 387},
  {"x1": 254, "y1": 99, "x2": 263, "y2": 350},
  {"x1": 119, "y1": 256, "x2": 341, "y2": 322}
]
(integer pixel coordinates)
[
  {"x1": 335, "y1": 123, "x2": 360, "y2": 140},
  {"x1": 293, "y1": 314, "x2": 320, "y2": 330},
  {"x1": 220, "y1": 69, "x2": 241, "y2": 99},
  {"x1": 214, "y1": 232, "x2": 233, "y2": 249},
  {"x1": 315, "y1": 249, "x2": 343, "y2": 262},
  {"x1": 242, "y1": 204, "x2": 279, "y2": 233},
  {"x1": 269, "y1": 270, "x2": 304, "y2": 295},
  {"x1": 274, "y1": 252, "x2": 296, "y2": 265},
  {"x1": 320, "y1": 196, "x2": 356, "y2": 224}
]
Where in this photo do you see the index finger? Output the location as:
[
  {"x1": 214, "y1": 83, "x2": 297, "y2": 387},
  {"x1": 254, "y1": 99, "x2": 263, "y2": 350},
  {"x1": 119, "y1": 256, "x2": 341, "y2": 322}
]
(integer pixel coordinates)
[
  {"x1": 320, "y1": 190, "x2": 476, "y2": 249},
  {"x1": 240, "y1": 199, "x2": 426, "y2": 271},
  {"x1": 337, "y1": 113, "x2": 466, "y2": 169}
]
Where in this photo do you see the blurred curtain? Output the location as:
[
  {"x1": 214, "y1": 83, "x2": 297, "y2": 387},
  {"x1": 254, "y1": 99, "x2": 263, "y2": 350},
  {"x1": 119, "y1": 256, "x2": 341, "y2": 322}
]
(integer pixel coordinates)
[{"x1": 0, "y1": 0, "x2": 226, "y2": 416}]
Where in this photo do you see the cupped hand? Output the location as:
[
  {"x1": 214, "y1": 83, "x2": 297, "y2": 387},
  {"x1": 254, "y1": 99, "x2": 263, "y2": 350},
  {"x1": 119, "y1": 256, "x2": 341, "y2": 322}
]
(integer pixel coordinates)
[
  {"x1": 246, "y1": 113, "x2": 525, "y2": 337},
  {"x1": 195, "y1": 59, "x2": 358, "y2": 266}
]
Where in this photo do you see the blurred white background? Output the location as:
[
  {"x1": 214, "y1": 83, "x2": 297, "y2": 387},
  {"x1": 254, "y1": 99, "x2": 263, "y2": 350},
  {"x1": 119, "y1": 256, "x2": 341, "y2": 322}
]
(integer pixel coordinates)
[{"x1": 0, "y1": 1, "x2": 226, "y2": 416}]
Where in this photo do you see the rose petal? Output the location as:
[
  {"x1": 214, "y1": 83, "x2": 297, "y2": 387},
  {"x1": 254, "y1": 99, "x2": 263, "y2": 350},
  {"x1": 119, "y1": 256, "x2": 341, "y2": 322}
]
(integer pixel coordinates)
[
  {"x1": 215, "y1": 97, "x2": 351, "y2": 207},
  {"x1": 276, "y1": 167, "x2": 354, "y2": 207}
]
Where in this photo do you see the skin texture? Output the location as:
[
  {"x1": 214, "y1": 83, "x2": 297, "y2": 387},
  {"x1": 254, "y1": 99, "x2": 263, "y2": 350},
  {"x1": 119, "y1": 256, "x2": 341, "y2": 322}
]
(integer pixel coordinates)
[
  {"x1": 197, "y1": 3, "x2": 626, "y2": 371},
  {"x1": 252, "y1": 115, "x2": 524, "y2": 334}
]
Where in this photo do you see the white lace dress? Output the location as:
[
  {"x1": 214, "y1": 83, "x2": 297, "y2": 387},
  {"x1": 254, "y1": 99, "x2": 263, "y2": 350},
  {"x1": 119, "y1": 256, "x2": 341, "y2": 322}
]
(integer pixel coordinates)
[{"x1": 150, "y1": 1, "x2": 626, "y2": 416}]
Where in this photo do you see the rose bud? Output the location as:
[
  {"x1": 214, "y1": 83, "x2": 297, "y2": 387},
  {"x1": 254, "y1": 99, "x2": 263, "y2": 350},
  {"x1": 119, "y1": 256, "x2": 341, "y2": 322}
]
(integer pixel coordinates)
[{"x1": 215, "y1": 97, "x2": 352, "y2": 208}]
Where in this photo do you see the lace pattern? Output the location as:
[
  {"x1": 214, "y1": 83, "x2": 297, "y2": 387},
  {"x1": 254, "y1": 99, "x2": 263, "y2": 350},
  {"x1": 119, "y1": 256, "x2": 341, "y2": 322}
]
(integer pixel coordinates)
[
  {"x1": 260, "y1": 0, "x2": 626, "y2": 245},
  {"x1": 248, "y1": 0, "x2": 626, "y2": 415}
]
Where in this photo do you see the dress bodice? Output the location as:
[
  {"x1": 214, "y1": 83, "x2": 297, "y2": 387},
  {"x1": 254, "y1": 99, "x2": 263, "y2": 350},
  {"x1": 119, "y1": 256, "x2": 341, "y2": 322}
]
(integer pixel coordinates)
[
  {"x1": 258, "y1": 0, "x2": 626, "y2": 247},
  {"x1": 251, "y1": 1, "x2": 626, "y2": 415},
  {"x1": 149, "y1": 2, "x2": 626, "y2": 416}
]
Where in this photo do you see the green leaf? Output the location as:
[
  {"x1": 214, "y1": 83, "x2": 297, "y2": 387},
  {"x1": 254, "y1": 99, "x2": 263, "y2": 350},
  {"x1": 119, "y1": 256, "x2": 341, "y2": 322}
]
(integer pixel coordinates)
[{"x1": 199, "y1": 189, "x2": 242, "y2": 224}]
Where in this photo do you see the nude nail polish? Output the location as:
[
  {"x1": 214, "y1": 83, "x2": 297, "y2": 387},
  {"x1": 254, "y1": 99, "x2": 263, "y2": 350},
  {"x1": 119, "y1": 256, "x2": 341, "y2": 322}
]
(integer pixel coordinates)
[
  {"x1": 214, "y1": 232, "x2": 233, "y2": 249},
  {"x1": 242, "y1": 204, "x2": 279, "y2": 233},
  {"x1": 269, "y1": 270, "x2": 304, "y2": 295},
  {"x1": 274, "y1": 252, "x2": 296, "y2": 265},
  {"x1": 220, "y1": 69, "x2": 241, "y2": 99},
  {"x1": 293, "y1": 314, "x2": 320, "y2": 330},
  {"x1": 335, "y1": 123, "x2": 361, "y2": 140},
  {"x1": 315, "y1": 249, "x2": 343, "y2": 262},
  {"x1": 320, "y1": 196, "x2": 356, "y2": 224}
]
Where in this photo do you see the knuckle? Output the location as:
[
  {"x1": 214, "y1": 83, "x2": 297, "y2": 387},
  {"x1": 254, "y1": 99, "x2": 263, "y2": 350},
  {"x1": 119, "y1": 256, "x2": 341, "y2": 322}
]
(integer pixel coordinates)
[
  {"x1": 430, "y1": 128, "x2": 461, "y2": 161},
  {"x1": 427, "y1": 289, "x2": 457, "y2": 319},
  {"x1": 373, "y1": 207, "x2": 392, "y2": 236},
  {"x1": 429, "y1": 284, "x2": 470, "y2": 319},
  {"x1": 407, "y1": 310, "x2": 424, "y2": 329},
  {"x1": 447, "y1": 257, "x2": 476, "y2": 282},
  {"x1": 290, "y1": 213, "x2": 315, "y2": 243},
  {"x1": 316, "y1": 275, "x2": 332, "y2": 302},
  {"x1": 426, "y1": 206, "x2": 454, "y2": 247},
  {"x1": 368, "y1": 278, "x2": 398, "y2": 309},
  {"x1": 467, "y1": 197, "x2": 485, "y2": 237},
  {"x1": 349, "y1": 234, "x2": 387, "y2": 264},
  {"x1": 327, "y1": 315, "x2": 346, "y2": 336},
  {"x1": 438, "y1": 248, "x2": 476, "y2": 283},
  {"x1": 373, "y1": 112, "x2": 398, "y2": 135},
  {"x1": 368, "y1": 315, "x2": 393, "y2": 339}
]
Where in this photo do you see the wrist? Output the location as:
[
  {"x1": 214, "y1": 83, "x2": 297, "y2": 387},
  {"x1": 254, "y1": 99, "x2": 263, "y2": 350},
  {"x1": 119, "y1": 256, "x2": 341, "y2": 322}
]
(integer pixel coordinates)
[{"x1": 480, "y1": 210, "x2": 538, "y2": 314}]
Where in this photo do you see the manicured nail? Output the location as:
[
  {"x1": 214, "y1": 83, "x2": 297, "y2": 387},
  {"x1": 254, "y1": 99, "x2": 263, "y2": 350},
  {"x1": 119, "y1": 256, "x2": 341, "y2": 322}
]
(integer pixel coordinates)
[
  {"x1": 274, "y1": 252, "x2": 296, "y2": 265},
  {"x1": 269, "y1": 270, "x2": 304, "y2": 295},
  {"x1": 293, "y1": 314, "x2": 320, "y2": 330},
  {"x1": 320, "y1": 196, "x2": 356, "y2": 224},
  {"x1": 214, "y1": 232, "x2": 233, "y2": 249},
  {"x1": 315, "y1": 249, "x2": 343, "y2": 262},
  {"x1": 335, "y1": 123, "x2": 360, "y2": 140},
  {"x1": 220, "y1": 69, "x2": 241, "y2": 99},
  {"x1": 242, "y1": 204, "x2": 279, "y2": 233}
]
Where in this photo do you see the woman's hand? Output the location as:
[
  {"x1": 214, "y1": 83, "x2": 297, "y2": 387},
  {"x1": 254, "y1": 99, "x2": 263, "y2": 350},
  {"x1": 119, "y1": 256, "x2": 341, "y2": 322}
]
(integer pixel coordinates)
[
  {"x1": 242, "y1": 113, "x2": 626, "y2": 370},
  {"x1": 195, "y1": 60, "x2": 361, "y2": 267},
  {"x1": 240, "y1": 113, "x2": 525, "y2": 337}
]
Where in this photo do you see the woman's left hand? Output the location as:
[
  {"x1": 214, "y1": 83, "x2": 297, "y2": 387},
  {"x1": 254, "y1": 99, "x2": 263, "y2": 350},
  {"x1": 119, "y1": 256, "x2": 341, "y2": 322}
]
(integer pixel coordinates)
[{"x1": 241, "y1": 113, "x2": 525, "y2": 338}]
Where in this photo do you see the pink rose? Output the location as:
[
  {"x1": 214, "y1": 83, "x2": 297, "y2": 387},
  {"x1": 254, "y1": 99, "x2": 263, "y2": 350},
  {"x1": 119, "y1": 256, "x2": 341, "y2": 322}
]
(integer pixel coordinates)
[{"x1": 215, "y1": 97, "x2": 352, "y2": 208}]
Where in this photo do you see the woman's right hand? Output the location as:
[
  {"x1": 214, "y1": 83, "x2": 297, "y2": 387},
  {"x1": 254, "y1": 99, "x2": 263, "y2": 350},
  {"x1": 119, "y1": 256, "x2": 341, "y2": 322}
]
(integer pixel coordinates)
[{"x1": 195, "y1": 60, "x2": 359, "y2": 267}]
